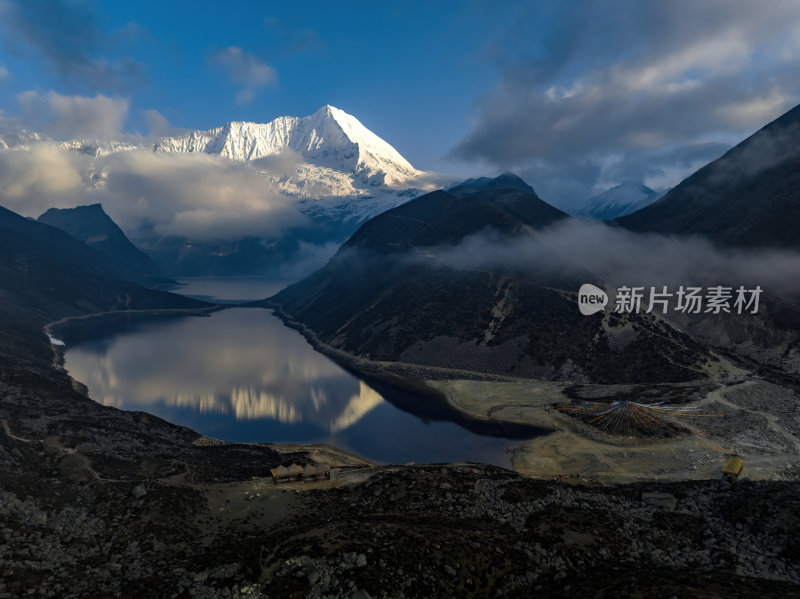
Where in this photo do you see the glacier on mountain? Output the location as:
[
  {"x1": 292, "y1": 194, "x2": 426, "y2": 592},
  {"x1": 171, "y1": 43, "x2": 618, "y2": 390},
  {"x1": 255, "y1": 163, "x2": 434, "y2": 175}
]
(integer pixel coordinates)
[
  {"x1": 154, "y1": 105, "x2": 422, "y2": 186},
  {"x1": 148, "y1": 105, "x2": 433, "y2": 225}
]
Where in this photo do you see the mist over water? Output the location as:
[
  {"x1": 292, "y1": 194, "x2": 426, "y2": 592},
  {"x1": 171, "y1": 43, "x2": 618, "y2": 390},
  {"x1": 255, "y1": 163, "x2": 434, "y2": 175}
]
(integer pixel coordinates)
[{"x1": 63, "y1": 278, "x2": 523, "y2": 466}]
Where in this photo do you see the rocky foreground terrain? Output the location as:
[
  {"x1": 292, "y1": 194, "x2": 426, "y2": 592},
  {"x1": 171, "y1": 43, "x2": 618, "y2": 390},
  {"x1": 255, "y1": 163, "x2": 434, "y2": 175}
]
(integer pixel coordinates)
[{"x1": 2, "y1": 352, "x2": 800, "y2": 598}]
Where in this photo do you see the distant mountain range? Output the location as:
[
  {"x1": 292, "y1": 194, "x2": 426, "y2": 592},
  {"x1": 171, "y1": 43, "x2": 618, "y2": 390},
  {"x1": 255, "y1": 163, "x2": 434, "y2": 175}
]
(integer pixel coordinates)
[
  {"x1": 576, "y1": 182, "x2": 661, "y2": 220},
  {"x1": 3, "y1": 100, "x2": 800, "y2": 388},
  {"x1": 5, "y1": 99, "x2": 800, "y2": 283},
  {"x1": 270, "y1": 103, "x2": 800, "y2": 386},
  {"x1": 618, "y1": 103, "x2": 800, "y2": 249},
  {"x1": 270, "y1": 173, "x2": 712, "y2": 383},
  {"x1": 1, "y1": 106, "x2": 436, "y2": 277},
  {"x1": 1, "y1": 105, "x2": 430, "y2": 222},
  {"x1": 0, "y1": 129, "x2": 47, "y2": 149}
]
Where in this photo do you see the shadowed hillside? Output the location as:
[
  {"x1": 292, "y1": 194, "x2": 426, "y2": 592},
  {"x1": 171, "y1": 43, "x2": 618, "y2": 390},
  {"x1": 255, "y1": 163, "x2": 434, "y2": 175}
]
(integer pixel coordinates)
[
  {"x1": 271, "y1": 174, "x2": 713, "y2": 383},
  {"x1": 618, "y1": 103, "x2": 800, "y2": 249}
]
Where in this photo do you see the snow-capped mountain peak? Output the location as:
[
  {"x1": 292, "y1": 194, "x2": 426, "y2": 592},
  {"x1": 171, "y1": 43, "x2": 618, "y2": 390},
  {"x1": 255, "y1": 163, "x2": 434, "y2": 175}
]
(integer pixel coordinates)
[
  {"x1": 1, "y1": 105, "x2": 436, "y2": 254},
  {"x1": 0, "y1": 129, "x2": 48, "y2": 150},
  {"x1": 576, "y1": 181, "x2": 661, "y2": 220},
  {"x1": 153, "y1": 105, "x2": 422, "y2": 186}
]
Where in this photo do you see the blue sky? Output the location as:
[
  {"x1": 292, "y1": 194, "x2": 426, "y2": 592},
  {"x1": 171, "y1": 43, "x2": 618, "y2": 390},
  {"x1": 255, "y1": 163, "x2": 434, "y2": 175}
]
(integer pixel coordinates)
[
  {"x1": 1, "y1": 0, "x2": 800, "y2": 208},
  {"x1": 0, "y1": 1, "x2": 505, "y2": 174}
]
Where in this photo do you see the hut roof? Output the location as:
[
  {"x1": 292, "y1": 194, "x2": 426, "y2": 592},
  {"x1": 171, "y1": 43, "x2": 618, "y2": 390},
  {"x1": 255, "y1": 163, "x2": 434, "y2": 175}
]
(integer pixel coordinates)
[
  {"x1": 315, "y1": 463, "x2": 331, "y2": 472},
  {"x1": 287, "y1": 463, "x2": 304, "y2": 475},
  {"x1": 270, "y1": 465, "x2": 288, "y2": 477},
  {"x1": 304, "y1": 464, "x2": 318, "y2": 474}
]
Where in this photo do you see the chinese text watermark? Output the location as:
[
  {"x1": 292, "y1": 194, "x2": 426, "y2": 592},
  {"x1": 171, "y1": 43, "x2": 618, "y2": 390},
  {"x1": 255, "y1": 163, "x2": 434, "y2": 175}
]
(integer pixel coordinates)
[{"x1": 578, "y1": 285, "x2": 762, "y2": 315}]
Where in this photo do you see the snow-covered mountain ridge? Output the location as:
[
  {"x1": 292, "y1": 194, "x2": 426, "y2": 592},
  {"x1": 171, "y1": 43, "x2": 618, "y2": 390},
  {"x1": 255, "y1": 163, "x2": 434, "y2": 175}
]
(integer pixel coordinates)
[
  {"x1": 0, "y1": 106, "x2": 436, "y2": 225},
  {"x1": 0, "y1": 105, "x2": 441, "y2": 275},
  {"x1": 154, "y1": 105, "x2": 422, "y2": 187},
  {"x1": 575, "y1": 181, "x2": 662, "y2": 220},
  {"x1": 2, "y1": 105, "x2": 422, "y2": 185}
]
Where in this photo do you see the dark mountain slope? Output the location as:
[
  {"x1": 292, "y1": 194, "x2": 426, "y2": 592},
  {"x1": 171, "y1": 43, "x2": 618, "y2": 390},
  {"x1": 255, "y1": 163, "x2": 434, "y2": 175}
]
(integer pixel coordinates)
[
  {"x1": 271, "y1": 175, "x2": 712, "y2": 384},
  {"x1": 0, "y1": 205, "x2": 209, "y2": 371},
  {"x1": 348, "y1": 173, "x2": 566, "y2": 252},
  {"x1": 618, "y1": 103, "x2": 800, "y2": 249},
  {"x1": 38, "y1": 203, "x2": 168, "y2": 286}
]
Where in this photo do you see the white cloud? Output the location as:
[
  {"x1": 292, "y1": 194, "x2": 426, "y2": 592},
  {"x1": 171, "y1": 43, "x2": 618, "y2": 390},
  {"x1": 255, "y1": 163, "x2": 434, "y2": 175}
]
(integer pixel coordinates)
[
  {"x1": 17, "y1": 90, "x2": 129, "y2": 139},
  {"x1": 422, "y1": 219, "x2": 800, "y2": 295},
  {"x1": 618, "y1": 31, "x2": 750, "y2": 92},
  {"x1": 250, "y1": 148, "x2": 304, "y2": 178},
  {"x1": 0, "y1": 0, "x2": 143, "y2": 93},
  {"x1": 235, "y1": 89, "x2": 255, "y2": 106},
  {"x1": 454, "y1": 0, "x2": 800, "y2": 209},
  {"x1": 210, "y1": 46, "x2": 277, "y2": 105},
  {"x1": 716, "y1": 90, "x2": 791, "y2": 128},
  {"x1": 0, "y1": 143, "x2": 85, "y2": 214},
  {"x1": 95, "y1": 151, "x2": 305, "y2": 241},
  {"x1": 0, "y1": 66, "x2": 8, "y2": 80},
  {"x1": 0, "y1": 143, "x2": 305, "y2": 242},
  {"x1": 139, "y1": 108, "x2": 190, "y2": 141},
  {"x1": 142, "y1": 109, "x2": 170, "y2": 136}
]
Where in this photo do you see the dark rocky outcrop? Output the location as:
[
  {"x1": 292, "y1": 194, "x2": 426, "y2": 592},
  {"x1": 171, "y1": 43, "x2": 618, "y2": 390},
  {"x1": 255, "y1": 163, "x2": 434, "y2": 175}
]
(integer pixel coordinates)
[{"x1": 38, "y1": 203, "x2": 169, "y2": 287}]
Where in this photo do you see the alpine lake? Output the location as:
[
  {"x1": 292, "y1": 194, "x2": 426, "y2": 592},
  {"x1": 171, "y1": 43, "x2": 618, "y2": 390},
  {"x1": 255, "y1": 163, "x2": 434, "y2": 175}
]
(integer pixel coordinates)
[{"x1": 62, "y1": 277, "x2": 541, "y2": 467}]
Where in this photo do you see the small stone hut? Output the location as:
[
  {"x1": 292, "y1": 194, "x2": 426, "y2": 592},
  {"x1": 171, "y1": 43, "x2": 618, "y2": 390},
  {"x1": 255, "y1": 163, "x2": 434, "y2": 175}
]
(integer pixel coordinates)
[{"x1": 270, "y1": 462, "x2": 332, "y2": 484}]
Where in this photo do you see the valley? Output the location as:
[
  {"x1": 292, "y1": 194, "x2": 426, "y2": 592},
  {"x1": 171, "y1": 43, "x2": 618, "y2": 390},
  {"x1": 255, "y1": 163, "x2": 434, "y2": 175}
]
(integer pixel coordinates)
[
  {"x1": 266, "y1": 290, "x2": 800, "y2": 484},
  {"x1": 58, "y1": 280, "x2": 527, "y2": 468},
  {"x1": 2, "y1": 20, "x2": 800, "y2": 594}
]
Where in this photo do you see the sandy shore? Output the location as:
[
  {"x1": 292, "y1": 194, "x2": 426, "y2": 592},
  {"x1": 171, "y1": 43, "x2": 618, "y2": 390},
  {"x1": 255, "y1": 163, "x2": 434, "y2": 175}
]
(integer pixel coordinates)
[{"x1": 427, "y1": 373, "x2": 800, "y2": 484}]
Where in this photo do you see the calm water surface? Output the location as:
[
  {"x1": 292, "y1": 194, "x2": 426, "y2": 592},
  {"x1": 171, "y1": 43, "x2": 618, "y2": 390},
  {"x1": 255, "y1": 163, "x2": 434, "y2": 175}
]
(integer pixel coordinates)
[{"x1": 64, "y1": 278, "x2": 530, "y2": 466}]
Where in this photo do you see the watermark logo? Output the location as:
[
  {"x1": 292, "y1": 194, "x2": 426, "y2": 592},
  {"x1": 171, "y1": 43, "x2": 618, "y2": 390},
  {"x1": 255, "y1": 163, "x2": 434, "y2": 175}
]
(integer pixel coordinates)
[
  {"x1": 577, "y1": 284, "x2": 763, "y2": 315},
  {"x1": 578, "y1": 283, "x2": 608, "y2": 315}
]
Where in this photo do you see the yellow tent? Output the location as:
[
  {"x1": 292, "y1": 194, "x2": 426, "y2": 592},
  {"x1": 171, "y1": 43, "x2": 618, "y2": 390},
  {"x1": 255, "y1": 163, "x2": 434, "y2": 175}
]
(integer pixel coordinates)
[{"x1": 723, "y1": 456, "x2": 744, "y2": 477}]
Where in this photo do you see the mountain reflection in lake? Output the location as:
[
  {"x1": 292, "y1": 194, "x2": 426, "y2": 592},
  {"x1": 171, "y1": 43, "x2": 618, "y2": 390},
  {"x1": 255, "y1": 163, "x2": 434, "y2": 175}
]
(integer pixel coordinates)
[{"x1": 63, "y1": 279, "x2": 527, "y2": 467}]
